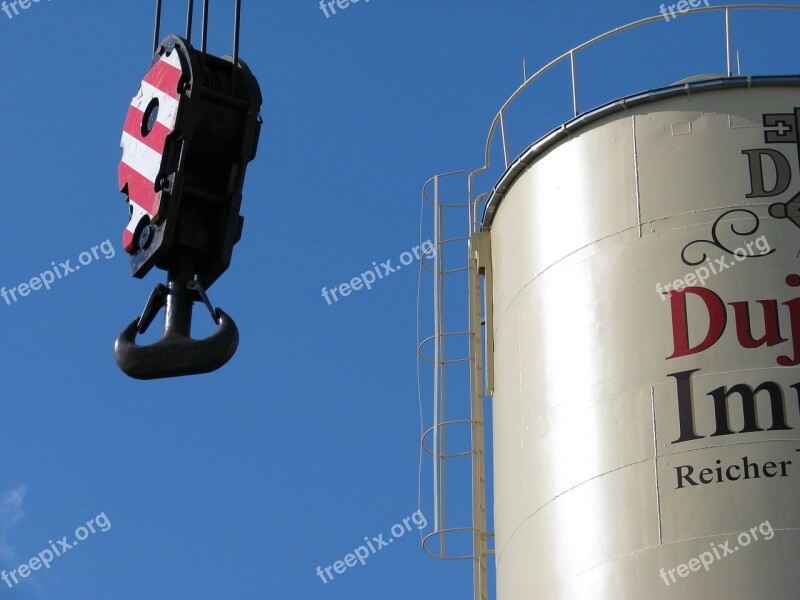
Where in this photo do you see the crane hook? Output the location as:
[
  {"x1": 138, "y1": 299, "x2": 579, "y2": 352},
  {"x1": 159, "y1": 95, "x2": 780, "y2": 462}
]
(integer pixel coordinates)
[{"x1": 115, "y1": 260, "x2": 239, "y2": 380}]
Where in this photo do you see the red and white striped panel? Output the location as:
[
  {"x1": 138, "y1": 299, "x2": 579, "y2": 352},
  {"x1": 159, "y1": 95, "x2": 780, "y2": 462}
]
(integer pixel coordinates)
[{"x1": 118, "y1": 49, "x2": 183, "y2": 253}]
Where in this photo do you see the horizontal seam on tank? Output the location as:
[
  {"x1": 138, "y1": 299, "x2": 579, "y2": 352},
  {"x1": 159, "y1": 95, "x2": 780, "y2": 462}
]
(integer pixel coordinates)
[
  {"x1": 655, "y1": 527, "x2": 800, "y2": 548},
  {"x1": 496, "y1": 455, "x2": 654, "y2": 563},
  {"x1": 656, "y1": 437, "x2": 800, "y2": 457},
  {"x1": 492, "y1": 202, "x2": 769, "y2": 330},
  {"x1": 565, "y1": 527, "x2": 800, "y2": 582},
  {"x1": 496, "y1": 437, "x2": 800, "y2": 563}
]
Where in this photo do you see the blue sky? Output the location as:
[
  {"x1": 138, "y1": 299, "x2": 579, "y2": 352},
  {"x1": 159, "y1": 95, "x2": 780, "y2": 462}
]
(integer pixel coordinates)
[{"x1": 0, "y1": 1, "x2": 799, "y2": 598}]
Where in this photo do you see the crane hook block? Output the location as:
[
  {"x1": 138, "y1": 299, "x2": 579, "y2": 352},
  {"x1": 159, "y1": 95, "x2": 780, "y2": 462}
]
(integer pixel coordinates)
[{"x1": 115, "y1": 34, "x2": 262, "y2": 379}]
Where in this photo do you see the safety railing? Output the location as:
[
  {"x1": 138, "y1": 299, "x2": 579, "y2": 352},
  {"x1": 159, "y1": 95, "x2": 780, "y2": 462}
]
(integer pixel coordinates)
[{"x1": 468, "y1": 4, "x2": 800, "y2": 234}]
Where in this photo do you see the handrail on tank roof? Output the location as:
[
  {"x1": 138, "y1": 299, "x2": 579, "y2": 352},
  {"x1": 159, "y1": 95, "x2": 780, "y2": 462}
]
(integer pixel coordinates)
[{"x1": 468, "y1": 4, "x2": 800, "y2": 233}]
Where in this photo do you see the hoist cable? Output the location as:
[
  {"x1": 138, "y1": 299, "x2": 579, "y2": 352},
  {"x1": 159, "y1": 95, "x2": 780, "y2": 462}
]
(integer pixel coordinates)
[
  {"x1": 151, "y1": 0, "x2": 245, "y2": 90},
  {"x1": 153, "y1": 0, "x2": 162, "y2": 54},
  {"x1": 233, "y1": 0, "x2": 241, "y2": 94},
  {"x1": 185, "y1": 0, "x2": 194, "y2": 43},
  {"x1": 201, "y1": 0, "x2": 209, "y2": 54}
]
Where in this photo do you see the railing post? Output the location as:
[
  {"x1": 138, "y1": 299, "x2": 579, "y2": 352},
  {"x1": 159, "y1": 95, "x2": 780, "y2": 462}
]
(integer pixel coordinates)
[
  {"x1": 570, "y1": 50, "x2": 579, "y2": 117},
  {"x1": 725, "y1": 8, "x2": 732, "y2": 77},
  {"x1": 499, "y1": 111, "x2": 509, "y2": 169}
]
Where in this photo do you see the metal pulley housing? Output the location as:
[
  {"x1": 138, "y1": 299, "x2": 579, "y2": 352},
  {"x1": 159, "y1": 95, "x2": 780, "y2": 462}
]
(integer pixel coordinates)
[{"x1": 119, "y1": 33, "x2": 262, "y2": 287}]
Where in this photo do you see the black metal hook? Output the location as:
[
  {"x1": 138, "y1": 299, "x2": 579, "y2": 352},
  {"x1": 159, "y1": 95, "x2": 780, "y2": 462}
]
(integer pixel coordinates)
[{"x1": 114, "y1": 267, "x2": 239, "y2": 380}]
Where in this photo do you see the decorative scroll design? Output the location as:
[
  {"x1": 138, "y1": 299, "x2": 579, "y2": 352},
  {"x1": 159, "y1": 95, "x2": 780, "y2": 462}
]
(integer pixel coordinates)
[{"x1": 681, "y1": 209, "x2": 775, "y2": 267}]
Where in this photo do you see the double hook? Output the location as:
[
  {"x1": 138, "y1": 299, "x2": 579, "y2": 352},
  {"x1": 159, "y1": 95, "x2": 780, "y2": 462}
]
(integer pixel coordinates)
[{"x1": 114, "y1": 260, "x2": 239, "y2": 380}]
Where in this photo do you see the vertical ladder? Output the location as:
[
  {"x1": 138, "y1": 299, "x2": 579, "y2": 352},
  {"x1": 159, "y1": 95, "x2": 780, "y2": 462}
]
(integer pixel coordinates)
[{"x1": 418, "y1": 170, "x2": 493, "y2": 600}]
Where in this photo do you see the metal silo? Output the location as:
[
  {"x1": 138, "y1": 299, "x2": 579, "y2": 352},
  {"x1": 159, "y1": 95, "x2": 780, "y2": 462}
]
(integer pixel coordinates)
[{"x1": 419, "y1": 5, "x2": 800, "y2": 600}]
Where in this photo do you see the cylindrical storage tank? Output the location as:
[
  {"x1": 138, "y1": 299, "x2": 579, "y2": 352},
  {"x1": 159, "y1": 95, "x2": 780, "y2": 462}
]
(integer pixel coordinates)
[{"x1": 485, "y1": 79, "x2": 800, "y2": 599}]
